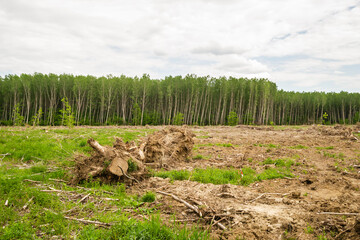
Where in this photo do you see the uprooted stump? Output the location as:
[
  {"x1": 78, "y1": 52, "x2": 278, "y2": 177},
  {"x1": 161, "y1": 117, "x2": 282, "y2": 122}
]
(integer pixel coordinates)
[
  {"x1": 71, "y1": 138, "x2": 146, "y2": 184},
  {"x1": 142, "y1": 126, "x2": 195, "y2": 168},
  {"x1": 71, "y1": 126, "x2": 195, "y2": 184}
]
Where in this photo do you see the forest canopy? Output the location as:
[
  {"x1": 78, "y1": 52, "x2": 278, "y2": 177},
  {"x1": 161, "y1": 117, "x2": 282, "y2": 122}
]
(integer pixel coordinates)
[{"x1": 0, "y1": 73, "x2": 359, "y2": 126}]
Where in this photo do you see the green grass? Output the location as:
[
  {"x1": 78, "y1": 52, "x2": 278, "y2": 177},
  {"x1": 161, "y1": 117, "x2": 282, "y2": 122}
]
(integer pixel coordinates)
[
  {"x1": 261, "y1": 158, "x2": 295, "y2": 168},
  {"x1": 254, "y1": 143, "x2": 280, "y2": 148},
  {"x1": 315, "y1": 146, "x2": 334, "y2": 150},
  {"x1": 0, "y1": 127, "x2": 209, "y2": 239},
  {"x1": 289, "y1": 145, "x2": 308, "y2": 149},
  {"x1": 155, "y1": 165, "x2": 294, "y2": 186},
  {"x1": 141, "y1": 191, "x2": 156, "y2": 203},
  {"x1": 0, "y1": 127, "x2": 154, "y2": 163}
]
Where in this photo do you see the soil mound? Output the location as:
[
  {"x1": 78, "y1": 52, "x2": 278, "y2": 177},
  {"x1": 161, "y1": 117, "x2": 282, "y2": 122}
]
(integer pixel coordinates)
[{"x1": 143, "y1": 126, "x2": 195, "y2": 168}]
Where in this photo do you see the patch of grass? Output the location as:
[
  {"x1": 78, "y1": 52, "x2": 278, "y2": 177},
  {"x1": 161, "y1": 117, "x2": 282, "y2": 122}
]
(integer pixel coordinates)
[
  {"x1": 193, "y1": 154, "x2": 209, "y2": 160},
  {"x1": 127, "y1": 159, "x2": 138, "y2": 172},
  {"x1": 316, "y1": 146, "x2": 334, "y2": 150},
  {"x1": 78, "y1": 215, "x2": 209, "y2": 240},
  {"x1": 261, "y1": 158, "x2": 295, "y2": 168},
  {"x1": 305, "y1": 224, "x2": 314, "y2": 234},
  {"x1": 155, "y1": 166, "x2": 294, "y2": 186},
  {"x1": 215, "y1": 143, "x2": 233, "y2": 147},
  {"x1": 290, "y1": 145, "x2": 308, "y2": 149},
  {"x1": 141, "y1": 191, "x2": 156, "y2": 203},
  {"x1": 155, "y1": 169, "x2": 191, "y2": 181}
]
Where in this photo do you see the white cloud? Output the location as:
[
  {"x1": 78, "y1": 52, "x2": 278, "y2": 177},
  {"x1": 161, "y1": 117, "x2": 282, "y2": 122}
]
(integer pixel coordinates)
[{"x1": 0, "y1": 0, "x2": 359, "y2": 91}]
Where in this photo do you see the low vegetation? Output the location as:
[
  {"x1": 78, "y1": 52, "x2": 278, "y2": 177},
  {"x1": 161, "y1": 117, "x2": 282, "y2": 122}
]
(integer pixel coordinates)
[
  {"x1": 0, "y1": 127, "x2": 209, "y2": 239},
  {"x1": 154, "y1": 163, "x2": 294, "y2": 186}
]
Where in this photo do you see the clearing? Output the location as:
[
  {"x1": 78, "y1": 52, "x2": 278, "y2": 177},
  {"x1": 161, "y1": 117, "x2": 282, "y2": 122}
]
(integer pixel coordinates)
[{"x1": 0, "y1": 125, "x2": 360, "y2": 239}]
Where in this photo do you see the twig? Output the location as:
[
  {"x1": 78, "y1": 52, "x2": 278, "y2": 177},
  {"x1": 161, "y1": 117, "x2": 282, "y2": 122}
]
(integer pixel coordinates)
[
  {"x1": 78, "y1": 193, "x2": 91, "y2": 204},
  {"x1": 0, "y1": 153, "x2": 10, "y2": 161},
  {"x1": 22, "y1": 196, "x2": 34, "y2": 210},
  {"x1": 212, "y1": 217, "x2": 227, "y2": 230},
  {"x1": 64, "y1": 216, "x2": 113, "y2": 227},
  {"x1": 118, "y1": 166, "x2": 140, "y2": 183},
  {"x1": 49, "y1": 178, "x2": 68, "y2": 183},
  {"x1": 157, "y1": 191, "x2": 227, "y2": 230},
  {"x1": 23, "y1": 179, "x2": 42, "y2": 184},
  {"x1": 157, "y1": 191, "x2": 203, "y2": 218},
  {"x1": 31, "y1": 156, "x2": 44, "y2": 161},
  {"x1": 318, "y1": 212, "x2": 359, "y2": 216},
  {"x1": 353, "y1": 165, "x2": 360, "y2": 168},
  {"x1": 5, "y1": 199, "x2": 8, "y2": 206}
]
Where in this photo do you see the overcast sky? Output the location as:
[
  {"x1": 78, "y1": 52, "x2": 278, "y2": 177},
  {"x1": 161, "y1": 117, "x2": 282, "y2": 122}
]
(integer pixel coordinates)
[{"x1": 0, "y1": 0, "x2": 359, "y2": 92}]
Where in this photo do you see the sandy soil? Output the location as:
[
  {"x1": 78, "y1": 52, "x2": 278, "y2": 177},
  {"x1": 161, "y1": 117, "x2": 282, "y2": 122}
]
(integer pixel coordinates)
[{"x1": 131, "y1": 125, "x2": 360, "y2": 239}]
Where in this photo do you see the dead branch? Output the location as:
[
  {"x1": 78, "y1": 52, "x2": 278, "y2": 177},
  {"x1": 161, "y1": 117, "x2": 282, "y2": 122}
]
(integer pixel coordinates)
[
  {"x1": 212, "y1": 217, "x2": 227, "y2": 230},
  {"x1": 64, "y1": 216, "x2": 112, "y2": 227},
  {"x1": 22, "y1": 196, "x2": 34, "y2": 210},
  {"x1": 78, "y1": 193, "x2": 91, "y2": 204},
  {"x1": 318, "y1": 212, "x2": 359, "y2": 216},
  {"x1": 48, "y1": 178, "x2": 68, "y2": 183},
  {"x1": 87, "y1": 138, "x2": 106, "y2": 156},
  {"x1": 0, "y1": 153, "x2": 10, "y2": 161},
  {"x1": 157, "y1": 191, "x2": 227, "y2": 230},
  {"x1": 157, "y1": 191, "x2": 202, "y2": 217},
  {"x1": 118, "y1": 166, "x2": 140, "y2": 183},
  {"x1": 23, "y1": 179, "x2": 42, "y2": 184}
]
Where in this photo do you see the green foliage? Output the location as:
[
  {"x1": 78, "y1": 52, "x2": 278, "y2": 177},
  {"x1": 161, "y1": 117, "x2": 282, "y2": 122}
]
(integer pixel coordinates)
[
  {"x1": 12, "y1": 104, "x2": 24, "y2": 126},
  {"x1": 322, "y1": 112, "x2": 329, "y2": 125},
  {"x1": 132, "y1": 103, "x2": 141, "y2": 125},
  {"x1": 1, "y1": 73, "x2": 359, "y2": 126},
  {"x1": 193, "y1": 154, "x2": 205, "y2": 160},
  {"x1": 173, "y1": 112, "x2": 184, "y2": 125},
  {"x1": 60, "y1": 97, "x2": 74, "y2": 128},
  {"x1": 127, "y1": 159, "x2": 138, "y2": 172},
  {"x1": 155, "y1": 170, "x2": 191, "y2": 181},
  {"x1": 227, "y1": 111, "x2": 239, "y2": 126},
  {"x1": 141, "y1": 191, "x2": 156, "y2": 202},
  {"x1": 290, "y1": 145, "x2": 308, "y2": 149},
  {"x1": 305, "y1": 224, "x2": 314, "y2": 234},
  {"x1": 32, "y1": 107, "x2": 43, "y2": 126}
]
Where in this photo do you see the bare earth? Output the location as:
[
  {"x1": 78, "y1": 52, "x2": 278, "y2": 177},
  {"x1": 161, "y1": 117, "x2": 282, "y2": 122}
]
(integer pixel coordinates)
[{"x1": 131, "y1": 125, "x2": 360, "y2": 239}]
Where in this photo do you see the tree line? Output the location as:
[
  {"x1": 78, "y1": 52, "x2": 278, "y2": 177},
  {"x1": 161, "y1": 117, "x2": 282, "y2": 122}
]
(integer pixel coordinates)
[{"x1": 0, "y1": 73, "x2": 359, "y2": 126}]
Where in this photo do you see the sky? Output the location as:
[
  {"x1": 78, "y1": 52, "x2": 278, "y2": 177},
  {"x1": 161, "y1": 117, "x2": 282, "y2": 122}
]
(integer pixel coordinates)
[{"x1": 0, "y1": 0, "x2": 359, "y2": 92}]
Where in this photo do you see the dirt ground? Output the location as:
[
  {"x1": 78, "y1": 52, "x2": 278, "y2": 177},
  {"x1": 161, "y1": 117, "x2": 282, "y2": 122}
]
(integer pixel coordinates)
[{"x1": 130, "y1": 125, "x2": 360, "y2": 239}]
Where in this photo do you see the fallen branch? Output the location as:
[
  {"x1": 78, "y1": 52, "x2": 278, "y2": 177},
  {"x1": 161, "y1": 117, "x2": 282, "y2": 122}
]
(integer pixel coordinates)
[
  {"x1": 78, "y1": 193, "x2": 91, "y2": 204},
  {"x1": 0, "y1": 153, "x2": 10, "y2": 161},
  {"x1": 49, "y1": 178, "x2": 68, "y2": 183},
  {"x1": 157, "y1": 191, "x2": 202, "y2": 217},
  {"x1": 64, "y1": 216, "x2": 113, "y2": 227},
  {"x1": 318, "y1": 212, "x2": 359, "y2": 216},
  {"x1": 118, "y1": 166, "x2": 140, "y2": 183},
  {"x1": 157, "y1": 191, "x2": 227, "y2": 230},
  {"x1": 22, "y1": 196, "x2": 34, "y2": 210},
  {"x1": 23, "y1": 179, "x2": 42, "y2": 184}
]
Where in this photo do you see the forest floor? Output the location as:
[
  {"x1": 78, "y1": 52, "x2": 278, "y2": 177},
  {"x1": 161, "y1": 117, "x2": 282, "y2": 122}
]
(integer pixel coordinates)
[{"x1": 1, "y1": 125, "x2": 360, "y2": 239}]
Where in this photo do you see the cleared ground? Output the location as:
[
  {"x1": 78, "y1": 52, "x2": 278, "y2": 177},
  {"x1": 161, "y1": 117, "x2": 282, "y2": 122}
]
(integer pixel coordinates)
[{"x1": 1, "y1": 125, "x2": 360, "y2": 239}]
